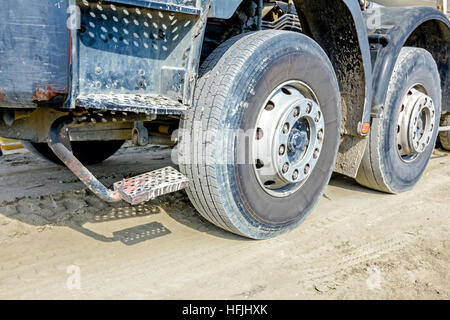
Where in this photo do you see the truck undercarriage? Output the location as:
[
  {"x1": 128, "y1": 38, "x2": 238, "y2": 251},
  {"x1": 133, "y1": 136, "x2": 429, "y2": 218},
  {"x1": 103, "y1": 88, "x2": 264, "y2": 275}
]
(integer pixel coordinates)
[{"x1": 0, "y1": 0, "x2": 448, "y2": 238}]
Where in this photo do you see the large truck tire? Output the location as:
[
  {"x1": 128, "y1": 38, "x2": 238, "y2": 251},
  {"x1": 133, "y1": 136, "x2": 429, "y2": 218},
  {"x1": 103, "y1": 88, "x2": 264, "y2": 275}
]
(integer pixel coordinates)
[
  {"x1": 178, "y1": 31, "x2": 341, "y2": 239},
  {"x1": 439, "y1": 114, "x2": 450, "y2": 151},
  {"x1": 22, "y1": 140, "x2": 125, "y2": 165},
  {"x1": 356, "y1": 47, "x2": 441, "y2": 193}
]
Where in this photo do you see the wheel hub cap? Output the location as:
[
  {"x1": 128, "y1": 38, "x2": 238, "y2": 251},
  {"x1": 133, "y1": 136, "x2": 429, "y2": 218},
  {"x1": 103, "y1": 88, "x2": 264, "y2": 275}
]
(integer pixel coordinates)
[
  {"x1": 288, "y1": 123, "x2": 309, "y2": 153},
  {"x1": 397, "y1": 87, "x2": 435, "y2": 160},
  {"x1": 253, "y1": 81, "x2": 324, "y2": 197}
]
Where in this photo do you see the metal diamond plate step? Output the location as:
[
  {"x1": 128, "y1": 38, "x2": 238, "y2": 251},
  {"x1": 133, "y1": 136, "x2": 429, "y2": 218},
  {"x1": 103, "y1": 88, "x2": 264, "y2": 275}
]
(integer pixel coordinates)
[
  {"x1": 76, "y1": 94, "x2": 187, "y2": 115},
  {"x1": 108, "y1": 0, "x2": 202, "y2": 15},
  {"x1": 114, "y1": 166, "x2": 189, "y2": 205}
]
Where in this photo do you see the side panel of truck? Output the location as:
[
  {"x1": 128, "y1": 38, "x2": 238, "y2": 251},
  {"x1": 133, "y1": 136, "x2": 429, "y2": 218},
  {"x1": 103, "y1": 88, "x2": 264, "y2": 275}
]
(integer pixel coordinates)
[{"x1": 0, "y1": 0, "x2": 70, "y2": 108}]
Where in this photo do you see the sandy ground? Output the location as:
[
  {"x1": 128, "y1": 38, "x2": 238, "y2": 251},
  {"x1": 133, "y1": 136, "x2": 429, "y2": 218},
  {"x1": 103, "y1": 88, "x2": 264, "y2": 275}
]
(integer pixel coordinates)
[{"x1": 0, "y1": 144, "x2": 449, "y2": 300}]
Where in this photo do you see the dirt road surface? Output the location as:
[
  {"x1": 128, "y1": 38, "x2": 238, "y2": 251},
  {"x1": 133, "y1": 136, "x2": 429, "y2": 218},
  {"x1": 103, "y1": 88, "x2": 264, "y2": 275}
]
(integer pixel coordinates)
[{"x1": 0, "y1": 144, "x2": 449, "y2": 299}]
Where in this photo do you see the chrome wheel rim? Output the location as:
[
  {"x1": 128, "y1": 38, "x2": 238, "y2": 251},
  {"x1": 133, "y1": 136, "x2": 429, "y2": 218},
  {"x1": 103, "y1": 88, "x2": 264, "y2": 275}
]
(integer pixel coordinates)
[
  {"x1": 253, "y1": 80, "x2": 324, "y2": 198},
  {"x1": 396, "y1": 84, "x2": 435, "y2": 162}
]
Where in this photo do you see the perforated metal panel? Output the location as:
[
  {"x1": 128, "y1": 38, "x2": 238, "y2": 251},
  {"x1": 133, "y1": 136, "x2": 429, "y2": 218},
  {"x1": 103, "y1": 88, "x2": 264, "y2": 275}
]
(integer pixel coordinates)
[
  {"x1": 114, "y1": 166, "x2": 189, "y2": 205},
  {"x1": 107, "y1": 0, "x2": 200, "y2": 15},
  {"x1": 72, "y1": 0, "x2": 208, "y2": 113},
  {"x1": 76, "y1": 93, "x2": 186, "y2": 114}
]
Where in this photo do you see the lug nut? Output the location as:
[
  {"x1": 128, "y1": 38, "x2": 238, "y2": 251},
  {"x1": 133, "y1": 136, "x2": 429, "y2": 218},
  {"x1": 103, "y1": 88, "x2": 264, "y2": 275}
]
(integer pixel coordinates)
[
  {"x1": 304, "y1": 164, "x2": 311, "y2": 175},
  {"x1": 317, "y1": 129, "x2": 324, "y2": 141},
  {"x1": 283, "y1": 123, "x2": 290, "y2": 134},
  {"x1": 293, "y1": 107, "x2": 300, "y2": 117},
  {"x1": 315, "y1": 111, "x2": 321, "y2": 122},
  {"x1": 279, "y1": 145, "x2": 286, "y2": 155},
  {"x1": 282, "y1": 163, "x2": 289, "y2": 174},
  {"x1": 306, "y1": 103, "x2": 312, "y2": 114},
  {"x1": 292, "y1": 170, "x2": 299, "y2": 180},
  {"x1": 265, "y1": 101, "x2": 275, "y2": 111},
  {"x1": 313, "y1": 148, "x2": 320, "y2": 159},
  {"x1": 256, "y1": 128, "x2": 264, "y2": 140}
]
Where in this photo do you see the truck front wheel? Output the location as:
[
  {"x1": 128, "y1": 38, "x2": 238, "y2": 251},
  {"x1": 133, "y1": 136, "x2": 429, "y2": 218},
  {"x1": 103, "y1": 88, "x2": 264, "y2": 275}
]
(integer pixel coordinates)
[
  {"x1": 357, "y1": 47, "x2": 441, "y2": 193},
  {"x1": 178, "y1": 31, "x2": 341, "y2": 239}
]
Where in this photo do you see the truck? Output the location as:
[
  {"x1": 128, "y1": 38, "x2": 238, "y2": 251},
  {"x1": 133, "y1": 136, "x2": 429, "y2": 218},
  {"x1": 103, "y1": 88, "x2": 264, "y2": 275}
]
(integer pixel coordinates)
[{"x1": 0, "y1": 0, "x2": 448, "y2": 239}]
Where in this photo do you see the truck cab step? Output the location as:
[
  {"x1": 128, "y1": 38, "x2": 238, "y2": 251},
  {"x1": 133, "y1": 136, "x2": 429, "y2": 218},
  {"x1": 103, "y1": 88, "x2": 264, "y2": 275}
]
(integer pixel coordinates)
[
  {"x1": 48, "y1": 116, "x2": 188, "y2": 206},
  {"x1": 108, "y1": 0, "x2": 202, "y2": 15},
  {"x1": 114, "y1": 166, "x2": 189, "y2": 205},
  {"x1": 76, "y1": 93, "x2": 187, "y2": 115}
]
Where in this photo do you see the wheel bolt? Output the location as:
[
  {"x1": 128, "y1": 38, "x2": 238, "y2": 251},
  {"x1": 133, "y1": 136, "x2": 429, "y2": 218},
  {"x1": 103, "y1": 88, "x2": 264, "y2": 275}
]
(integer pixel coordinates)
[
  {"x1": 279, "y1": 145, "x2": 286, "y2": 155},
  {"x1": 292, "y1": 170, "x2": 299, "y2": 180},
  {"x1": 282, "y1": 163, "x2": 289, "y2": 173},
  {"x1": 306, "y1": 103, "x2": 312, "y2": 114},
  {"x1": 313, "y1": 148, "x2": 320, "y2": 159},
  {"x1": 293, "y1": 107, "x2": 300, "y2": 117},
  {"x1": 315, "y1": 111, "x2": 321, "y2": 123},
  {"x1": 256, "y1": 128, "x2": 264, "y2": 140},
  {"x1": 265, "y1": 101, "x2": 275, "y2": 111},
  {"x1": 317, "y1": 129, "x2": 324, "y2": 141},
  {"x1": 283, "y1": 123, "x2": 290, "y2": 134},
  {"x1": 304, "y1": 164, "x2": 311, "y2": 175}
]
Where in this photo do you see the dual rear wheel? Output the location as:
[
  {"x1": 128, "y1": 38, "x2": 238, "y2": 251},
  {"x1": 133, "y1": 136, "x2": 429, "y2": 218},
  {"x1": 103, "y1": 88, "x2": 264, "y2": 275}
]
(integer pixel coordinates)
[{"x1": 356, "y1": 47, "x2": 441, "y2": 193}]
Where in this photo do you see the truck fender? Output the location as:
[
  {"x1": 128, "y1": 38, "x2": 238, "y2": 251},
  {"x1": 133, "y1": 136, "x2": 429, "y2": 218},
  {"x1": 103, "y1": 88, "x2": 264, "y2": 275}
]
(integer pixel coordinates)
[
  {"x1": 366, "y1": 6, "x2": 450, "y2": 116},
  {"x1": 209, "y1": 0, "x2": 243, "y2": 19},
  {"x1": 292, "y1": 0, "x2": 373, "y2": 178}
]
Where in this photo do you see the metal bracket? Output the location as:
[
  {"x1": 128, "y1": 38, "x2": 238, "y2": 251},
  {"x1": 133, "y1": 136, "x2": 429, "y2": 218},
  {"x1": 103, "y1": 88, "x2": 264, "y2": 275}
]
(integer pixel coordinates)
[
  {"x1": 47, "y1": 116, "x2": 188, "y2": 205},
  {"x1": 132, "y1": 121, "x2": 149, "y2": 146}
]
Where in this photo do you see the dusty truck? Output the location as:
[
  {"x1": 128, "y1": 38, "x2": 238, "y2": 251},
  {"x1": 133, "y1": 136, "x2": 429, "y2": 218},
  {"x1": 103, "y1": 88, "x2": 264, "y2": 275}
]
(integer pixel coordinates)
[{"x1": 0, "y1": 0, "x2": 448, "y2": 239}]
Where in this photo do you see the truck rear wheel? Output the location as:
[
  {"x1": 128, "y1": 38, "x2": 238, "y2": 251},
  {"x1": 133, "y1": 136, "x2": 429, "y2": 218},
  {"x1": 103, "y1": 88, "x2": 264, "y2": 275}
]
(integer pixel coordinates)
[
  {"x1": 22, "y1": 140, "x2": 125, "y2": 165},
  {"x1": 356, "y1": 47, "x2": 441, "y2": 193},
  {"x1": 178, "y1": 31, "x2": 341, "y2": 239},
  {"x1": 439, "y1": 114, "x2": 450, "y2": 151}
]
